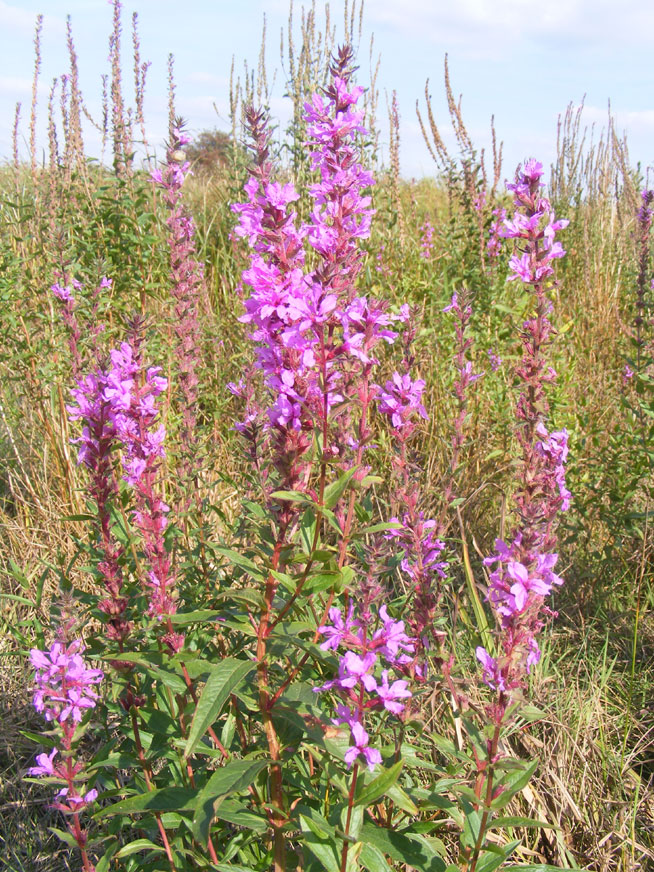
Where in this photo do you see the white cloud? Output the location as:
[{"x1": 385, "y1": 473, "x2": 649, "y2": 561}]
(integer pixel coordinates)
[
  {"x1": 0, "y1": 75, "x2": 34, "y2": 96},
  {"x1": 0, "y1": 1, "x2": 65, "y2": 35},
  {"x1": 577, "y1": 105, "x2": 654, "y2": 141},
  {"x1": 186, "y1": 71, "x2": 229, "y2": 87},
  {"x1": 366, "y1": 0, "x2": 654, "y2": 56}
]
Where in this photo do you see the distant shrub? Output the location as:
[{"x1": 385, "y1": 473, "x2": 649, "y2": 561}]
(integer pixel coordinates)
[{"x1": 185, "y1": 128, "x2": 233, "y2": 172}]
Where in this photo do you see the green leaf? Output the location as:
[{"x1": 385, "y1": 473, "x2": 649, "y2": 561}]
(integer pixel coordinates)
[
  {"x1": 184, "y1": 658, "x2": 256, "y2": 758},
  {"x1": 211, "y1": 798, "x2": 268, "y2": 833},
  {"x1": 300, "y1": 507, "x2": 318, "y2": 555},
  {"x1": 0, "y1": 593, "x2": 34, "y2": 606},
  {"x1": 475, "y1": 842, "x2": 520, "y2": 872},
  {"x1": 506, "y1": 866, "x2": 585, "y2": 871},
  {"x1": 21, "y1": 730, "x2": 57, "y2": 747},
  {"x1": 360, "y1": 823, "x2": 446, "y2": 872},
  {"x1": 214, "y1": 865, "x2": 260, "y2": 872},
  {"x1": 8, "y1": 559, "x2": 30, "y2": 590},
  {"x1": 461, "y1": 807, "x2": 482, "y2": 849},
  {"x1": 303, "y1": 570, "x2": 344, "y2": 594},
  {"x1": 214, "y1": 588, "x2": 265, "y2": 610},
  {"x1": 356, "y1": 760, "x2": 403, "y2": 808},
  {"x1": 115, "y1": 839, "x2": 165, "y2": 858},
  {"x1": 353, "y1": 521, "x2": 403, "y2": 538},
  {"x1": 270, "y1": 489, "x2": 312, "y2": 504},
  {"x1": 48, "y1": 827, "x2": 82, "y2": 848},
  {"x1": 323, "y1": 466, "x2": 359, "y2": 509},
  {"x1": 493, "y1": 759, "x2": 539, "y2": 808},
  {"x1": 384, "y1": 781, "x2": 419, "y2": 815},
  {"x1": 94, "y1": 842, "x2": 119, "y2": 872},
  {"x1": 359, "y1": 842, "x2": 393, "y2": 872},
  {"x1": 215, "y1": 548, "x2": 264, "y2": 581},
  {"x1": 167, "y1": 609, "x2": 223, "y2": 625},
  {"x1": 300, "y1": 813, "x2": 342, "y2": 872},
  {"x1": 95, "y1": 787, "x2": 196, "y2": 817},
  {"x1": 147, "y1": 664, "x2": 188, "y2": 695},
  {"x1": 490, "y1": 815, "x2": 557, "y2": 830},
  {"x1": 192, "y1": 759, "x2": 269, "y2": 845},
  {"x1": 271, "y1": 569, "x2": 297, "y2": 593}
]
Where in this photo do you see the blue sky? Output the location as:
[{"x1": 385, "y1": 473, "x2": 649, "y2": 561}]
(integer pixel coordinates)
[{"x1": 2, "y1": 0, "x2": 653, "y2": 181}]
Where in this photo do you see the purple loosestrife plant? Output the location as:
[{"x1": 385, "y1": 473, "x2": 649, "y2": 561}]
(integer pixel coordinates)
[
  {"x1": 487, "y1": 206, "x2": 507, "y2": 261},
  {"x1": 151, "y1": 122, "x2": 204, "y2": 491},
  {"x1": 52, "y1": 279, "x2": 83, "y2": 376},
  {"x1": 231, "y1": 47, "x2": 406, "y2": 524},
  {"x1": 28, "y1": 641, "x2": 103, "y2": 872},
  {"x1": 29, "y1": 34, "x2": 580, "y2": 872},
  {"x1": 377, "y1": 356, "x2": 448, "y2": 658},
  {"x1": 105, "y1": 336, "x2": 183, "y2": 650},
  {"x1": 231, "y1": 108, "x2": 316, "y2": 503},
  {"x1": 456, "y1": 159, "x2": 569, "y2": 872},
  {"x1": 67, "y1": 354, "x2": 131, "y2": 644},
  {"x1": 52, "y1": 276, "x2": 112, "y2": 379},
  {"x1": 229, "y1": 48, "x2": 425, "y2": 872},
  {"x1": 478, "y1": 161, "x2": 569, "y2": 715},
  {"x1": 634, "y1": 189, "x2": 654, "y2": 370}
]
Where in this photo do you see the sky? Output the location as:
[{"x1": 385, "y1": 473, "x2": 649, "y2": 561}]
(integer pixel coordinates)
[{"x1": 1, "y1": 0, "x2": 652, "y2": 181}]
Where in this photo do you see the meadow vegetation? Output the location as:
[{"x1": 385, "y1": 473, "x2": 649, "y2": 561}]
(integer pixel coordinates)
[{"x1": 0, "y1": 3, "x2": 653, "y2": 871}]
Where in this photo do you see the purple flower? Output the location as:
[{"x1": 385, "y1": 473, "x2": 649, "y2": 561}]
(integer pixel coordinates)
[
  {"x1": 420, "y1": 219, "x2": 434, "y2": 259},
  {"x1": 476, "y1": 647, "x2": 507, "y2": 692},
  {"x1": 373, "y1": 605, "x2": 415, "y2": 662},
  {"x1": 51, "y1": 282, "x2": 74, "y2": 303},
  {"x1": 375, "y1": 670, "x2": 411, "y2": 714},
  {"x1": 480, "y1": 161, "x2": 570, "y2": 700},
  {"x1": 340, "y1": 652, "x2": 378, "y2": 691},
  {"x1": 318, "y1": 605, "x2": 360, "y2": 651},
  {"x1": 488, "y1": 349, "x2": 502, "y2": 371},
  {"x1": 28, "y1": 747, "x2": 58, "y2": 777},
  {"x1": 376, "y1": 372, "x2": 428, "y2": 431},
  {"x1": 344, "y1": 721, "x2": 382, "y2": 770}
]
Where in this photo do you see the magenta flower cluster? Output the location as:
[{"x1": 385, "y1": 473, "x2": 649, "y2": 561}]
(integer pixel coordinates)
[
  {"x1": 501, "y1": 160, "x2": 568, "y2": 284},
  {"x1": 102, "y1": 341, "x2": 180, "y2": 631},
  {"x1": 105, "y1": 342, "x2": 167, "y2": 487},
  {"x1": 231, "y1": 48, "x2": 419, "y2": 509},
  {"x1": 386, "y1": 512, "x2": 447, "y2": 587},
  {"x1": 31, "y1": 641, "x2": 103, "y2": 726},
  {"x1": 488, "y1": 349, "x2": 502, "y2": 372},
  {"x1": 29, "y1": 642, "x2": 103, "y2": 816},
  {"x1": 376, "y1": 372, "x2": 428, "y2": 433},
  {"x1": 68, "y1": 360, "x2": 130, "y2": 642},
  {"x1": 420, "y1": 219, "x2": 434, "y2": 259},
  {"x1": 315, "y1": 604, "x2": 415, "y2": 770},
  {"x1": 51, "y1": 276, "x2": 112, "y2": 379},
  {"x1": 441, "y1": 291, "x2": 483, "y2": 511},
  {"x1": 69, "y1": 334, "x2": 181, "y2": 638}
]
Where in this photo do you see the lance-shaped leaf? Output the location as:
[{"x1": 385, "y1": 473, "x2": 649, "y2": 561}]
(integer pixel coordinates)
[
  {"x1": 184, "y1": 658, "x2": 256, "y2": 758},
  {"x1": 355, "y1": 760, "x2": 403, "y2": 808},
  {"x1": 192, "y1": 759, "x2": 269, "y2": 844}
]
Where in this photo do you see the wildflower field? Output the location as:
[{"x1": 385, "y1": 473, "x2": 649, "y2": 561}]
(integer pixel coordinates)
[{"x1": 1, "y1": 3, "x2": 654, "y2": 872}]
